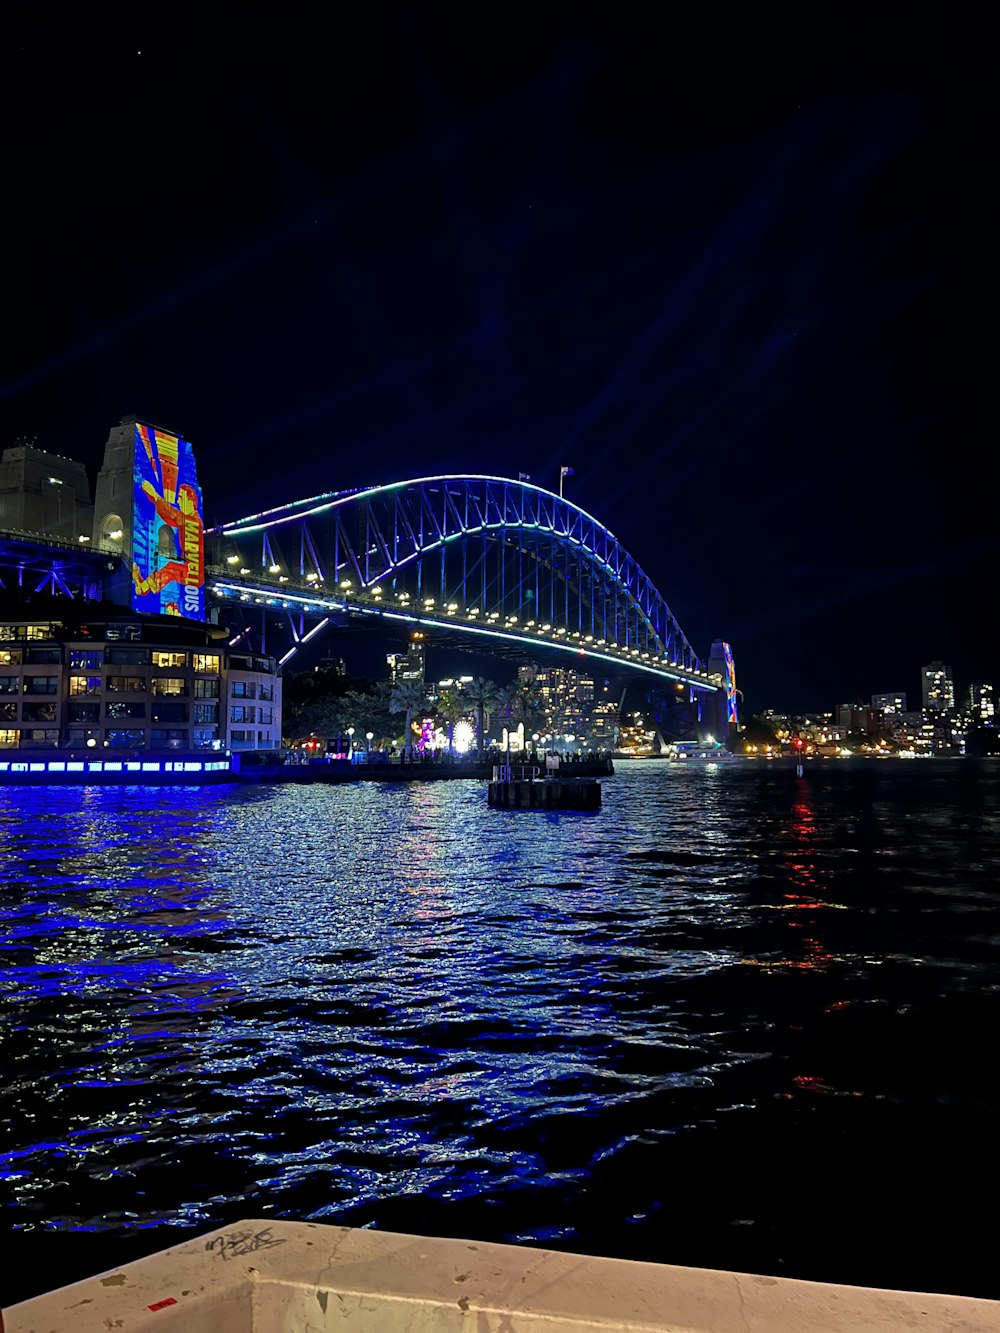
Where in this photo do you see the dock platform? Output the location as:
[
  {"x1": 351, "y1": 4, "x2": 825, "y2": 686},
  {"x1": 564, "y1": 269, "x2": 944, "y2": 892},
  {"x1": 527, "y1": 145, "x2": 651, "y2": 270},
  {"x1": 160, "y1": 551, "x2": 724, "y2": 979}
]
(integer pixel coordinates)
[
  {"x1": 488, "y1": 763, "x2": 601, "y2": 810},
  {"x1": 6, "y1": 1219, "x2": 998, "y2": 1332}
]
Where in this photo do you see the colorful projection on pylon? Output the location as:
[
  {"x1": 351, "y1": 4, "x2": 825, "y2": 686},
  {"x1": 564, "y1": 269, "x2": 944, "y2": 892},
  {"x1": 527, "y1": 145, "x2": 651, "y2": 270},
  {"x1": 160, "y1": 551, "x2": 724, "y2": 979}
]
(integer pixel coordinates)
[
  {"x1": 722, "y1": 641, "x2": 738, "y2": 724},
  {"x1": 130, "y1": 423, "x2": 205, "y2": 620}
]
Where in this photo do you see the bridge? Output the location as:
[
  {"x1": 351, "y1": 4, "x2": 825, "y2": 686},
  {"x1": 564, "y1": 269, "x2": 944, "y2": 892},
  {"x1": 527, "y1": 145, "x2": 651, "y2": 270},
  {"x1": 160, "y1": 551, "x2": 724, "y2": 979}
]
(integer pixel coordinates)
[{"x1": 205, "y1": 474, "x2": 721, "y2": 695}]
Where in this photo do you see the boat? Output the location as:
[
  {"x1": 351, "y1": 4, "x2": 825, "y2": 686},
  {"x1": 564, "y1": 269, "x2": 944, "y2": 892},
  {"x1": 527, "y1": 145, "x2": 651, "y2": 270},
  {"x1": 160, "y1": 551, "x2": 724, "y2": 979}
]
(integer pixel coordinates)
[
  {"x1": 668, "y1": 741, "x2": 738, "y2": 763},
  {"x1": 4, "y1": 1220, "x2": 998, "y2": 1331}
]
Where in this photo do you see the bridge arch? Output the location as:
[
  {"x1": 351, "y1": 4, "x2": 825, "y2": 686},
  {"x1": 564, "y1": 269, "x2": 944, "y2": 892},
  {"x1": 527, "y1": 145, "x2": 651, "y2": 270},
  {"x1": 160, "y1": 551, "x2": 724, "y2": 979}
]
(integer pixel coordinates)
[{"x1": 209, "y1": 475, "x2": 714, "y2": 687}]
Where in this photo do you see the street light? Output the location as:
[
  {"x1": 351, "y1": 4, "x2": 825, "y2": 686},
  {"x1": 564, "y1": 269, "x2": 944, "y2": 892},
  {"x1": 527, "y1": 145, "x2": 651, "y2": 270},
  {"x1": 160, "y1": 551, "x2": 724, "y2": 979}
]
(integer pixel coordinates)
[
  {"x1": 365, "y1": 730, "x2": 374, "y2": 754},
  {"x1": 346, "y1": 725, "x2": 355, "y2": 758}
]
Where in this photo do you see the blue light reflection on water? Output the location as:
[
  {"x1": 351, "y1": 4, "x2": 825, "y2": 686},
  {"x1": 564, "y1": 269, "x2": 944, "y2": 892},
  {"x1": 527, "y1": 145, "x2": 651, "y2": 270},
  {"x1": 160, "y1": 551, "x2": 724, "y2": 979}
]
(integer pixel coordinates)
[{"x1": 2, "y1": 763, "x2": 999, "y2": 1300}]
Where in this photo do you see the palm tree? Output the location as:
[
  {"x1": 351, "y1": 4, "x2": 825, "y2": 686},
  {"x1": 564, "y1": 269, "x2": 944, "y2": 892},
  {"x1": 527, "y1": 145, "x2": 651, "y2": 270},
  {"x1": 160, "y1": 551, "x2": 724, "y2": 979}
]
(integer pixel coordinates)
[
  {"x1": 388, "y1": 678, "x2": 427, "y2": 758},
  {"x1": 464, "y1": 676, "x2": 501, "y2": 761},
  {"x1": 436, "y1": 687, "x2": 467, "y2": 754}
]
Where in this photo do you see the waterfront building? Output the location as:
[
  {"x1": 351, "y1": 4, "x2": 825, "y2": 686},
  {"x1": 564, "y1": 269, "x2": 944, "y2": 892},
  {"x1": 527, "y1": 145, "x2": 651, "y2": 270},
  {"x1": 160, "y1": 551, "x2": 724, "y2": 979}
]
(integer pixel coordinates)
[
  {"x1": 967, "y1": 683, "x2": 995, "y2": 722},
  {"x1": 834, "y1": 703, "x2": 883, "y2": 735},
  {"x1": 893, "y1": 712, "x2": 934, "y2": 755},
  {"x1": 0, "y1": 614, "x2": 281, "y2": 754},
  {"x1": 1, "y1": 415, "x2": 283, "y2": 759},
  {"x1": 872, "y1": 691, "x2": 907, "y2": 714},
  {"x1": 922, "y1": 661, "x2": 955, "y2": 712}
]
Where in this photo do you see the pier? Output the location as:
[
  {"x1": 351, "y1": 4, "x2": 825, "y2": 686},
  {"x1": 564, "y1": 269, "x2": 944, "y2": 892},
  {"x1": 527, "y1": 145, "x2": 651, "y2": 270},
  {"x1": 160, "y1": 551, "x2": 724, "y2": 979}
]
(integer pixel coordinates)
[{"x1": 487, "y1": 762, "x2": 602, "y2": 810}]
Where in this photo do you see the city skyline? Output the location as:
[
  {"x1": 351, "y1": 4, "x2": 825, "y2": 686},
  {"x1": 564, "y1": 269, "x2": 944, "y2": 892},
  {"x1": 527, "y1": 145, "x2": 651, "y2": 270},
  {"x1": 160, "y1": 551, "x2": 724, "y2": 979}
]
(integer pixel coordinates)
[{"x1": 2, "y1": 10, "x2": 997, "y2": 713}]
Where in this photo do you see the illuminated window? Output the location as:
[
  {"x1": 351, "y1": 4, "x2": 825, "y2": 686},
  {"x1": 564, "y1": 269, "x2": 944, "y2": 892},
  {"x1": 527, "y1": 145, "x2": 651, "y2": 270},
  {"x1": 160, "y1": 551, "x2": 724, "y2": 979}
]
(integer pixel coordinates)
[
  {"x1": 193, "y1": 654, "x2": 220, "y2": 673},
  {"x1": 24, "y1": 625, "x2": 55, "y2": 641},
  {"x1": 150, "y1": 677, "x2": 187, "y2": 696},
  {"x1": 0, "y1": 649, "x2": 23, "y2": 666},
  {"x1": 69, "y1": 675, "x2": 101, "y2": 696},
  {"x1": 192, "y1": 726, "x2": 218, "y2": 747},
  {"x1": 231, "y1": 705, "x2": 255, "y2": 723},
  {"x1": 0, "y1": 676, "x2": 18, "y2": 695},
  {"x1": 69, "y1": 650, "x2": 102, "y2": 670},
  {"x1": 193, "y1": 702, "x2": 218, "y2": 724},
  {"x1": 231, "y1": 680, "x2": 257, "y2": 698},
  {"x1": 152, "y1": 651, "x2": 187, "y2": 668},
  {"x1": 0, "y1": 728, "x2": 19, "y2": 746}
]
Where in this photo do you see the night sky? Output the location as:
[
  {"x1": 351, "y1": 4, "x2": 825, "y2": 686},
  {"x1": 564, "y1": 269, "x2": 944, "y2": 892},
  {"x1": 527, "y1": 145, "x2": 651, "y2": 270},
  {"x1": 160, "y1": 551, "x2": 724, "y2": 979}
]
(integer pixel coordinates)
[{"x1": 1, "y1": 5, "x2": 996, "y2": 712}]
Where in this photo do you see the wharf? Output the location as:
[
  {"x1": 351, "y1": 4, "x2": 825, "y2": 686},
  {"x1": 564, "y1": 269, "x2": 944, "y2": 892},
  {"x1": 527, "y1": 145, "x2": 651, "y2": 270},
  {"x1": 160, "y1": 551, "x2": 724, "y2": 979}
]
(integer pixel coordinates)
[
  {"x1": 488, "y1": 762, "x2": 602, "y2": 810},
  {"x1": 0, "y1": 753, "x2": 613, "y2": 787},
  {"x1": 6, "y1": 1219, "x2": 998, "y2": 1332},
  {"x1": 238, "y1": 755, "x2": 614, "y2": 785}
]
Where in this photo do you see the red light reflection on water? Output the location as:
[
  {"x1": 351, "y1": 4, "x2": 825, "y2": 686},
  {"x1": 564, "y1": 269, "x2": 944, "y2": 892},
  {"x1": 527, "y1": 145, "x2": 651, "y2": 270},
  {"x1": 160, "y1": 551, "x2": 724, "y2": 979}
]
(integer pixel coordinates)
[{"x1": 748, "y1": 782, "x2": 841, "y2": 973}]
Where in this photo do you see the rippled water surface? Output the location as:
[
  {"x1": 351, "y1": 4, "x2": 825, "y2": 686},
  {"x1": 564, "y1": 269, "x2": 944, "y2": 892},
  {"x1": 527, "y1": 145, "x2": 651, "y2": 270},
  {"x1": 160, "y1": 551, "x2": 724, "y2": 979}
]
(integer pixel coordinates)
[{"x1": 2, "y1": 761, "x2": 999, "y2": 1303}]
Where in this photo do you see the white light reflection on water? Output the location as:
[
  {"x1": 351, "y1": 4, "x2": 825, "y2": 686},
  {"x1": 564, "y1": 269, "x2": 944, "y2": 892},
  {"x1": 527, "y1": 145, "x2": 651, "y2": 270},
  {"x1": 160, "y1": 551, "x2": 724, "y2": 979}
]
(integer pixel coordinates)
[{"x1": 2, "y1": 760, "x2": 1000, "y2": 1301}]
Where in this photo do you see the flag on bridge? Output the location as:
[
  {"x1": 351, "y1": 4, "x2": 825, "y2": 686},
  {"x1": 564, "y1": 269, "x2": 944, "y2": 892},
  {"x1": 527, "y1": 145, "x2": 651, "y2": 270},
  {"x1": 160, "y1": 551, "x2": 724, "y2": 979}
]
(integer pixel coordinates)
[
  {"x1": 560, "y1": 466, "x2": 574, "y2": 477},
  {"x1": 518, "y1": 472, "x2": 531, "y2": 481}
]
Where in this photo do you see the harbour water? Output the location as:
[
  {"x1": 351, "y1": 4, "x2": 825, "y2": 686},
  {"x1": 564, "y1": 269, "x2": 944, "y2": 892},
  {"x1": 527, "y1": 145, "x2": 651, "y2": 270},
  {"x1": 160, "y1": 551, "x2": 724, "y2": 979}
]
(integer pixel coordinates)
[{"x1": 1, "y1": 761, "x2": 998, "y2": 1304}]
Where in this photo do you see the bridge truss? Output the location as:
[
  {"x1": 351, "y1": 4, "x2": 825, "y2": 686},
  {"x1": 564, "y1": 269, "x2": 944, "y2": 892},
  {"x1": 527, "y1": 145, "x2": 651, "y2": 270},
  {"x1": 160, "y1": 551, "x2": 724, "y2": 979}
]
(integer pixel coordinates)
[
  {"x1": 207, "y1": 475, "x2": 719, "y2": 691},
  {"x1": 0, "y1": 530, "x2": 119, "y2": 602}
]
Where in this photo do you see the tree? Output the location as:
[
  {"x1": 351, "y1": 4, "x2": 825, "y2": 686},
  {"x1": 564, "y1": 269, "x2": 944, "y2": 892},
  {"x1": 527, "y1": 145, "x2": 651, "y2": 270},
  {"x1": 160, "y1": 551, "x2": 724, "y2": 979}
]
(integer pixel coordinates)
[
  {"x1": 512, "y1": 683, "x2": 544, "y2": 736},
  {"x1": 464, "y1": 676, "x2": 501, "y2": 760},
  {"x1": 389, "y1": 678, "x2": 428, "y2": 758},
  {"x1": 436, "y1": 687, "x2": 468, "y2": 753},
  {"x1": 338, "y1": 681, "x2": 395, "y2": 749}
]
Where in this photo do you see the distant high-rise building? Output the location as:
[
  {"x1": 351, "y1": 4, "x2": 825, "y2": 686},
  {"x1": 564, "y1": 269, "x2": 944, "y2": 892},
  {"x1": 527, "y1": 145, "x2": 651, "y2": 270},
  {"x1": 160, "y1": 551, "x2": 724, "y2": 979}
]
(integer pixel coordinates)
[
  {"x1": 517, "y1": 663, "x2": 604, "y2": 740},
  {"x1": 921, "y1": 661, "x2": 954, "y2": 712},
  {"x1": 967, "y1": 683, "x2": 995, "y2": 722},
  {"x1": 387, "y1": 633, "x2": 425, "y2": 685},
  {"x1": 316, "y1": 657, "x2": 346, "y2": 677},
  {"x1": 872, "y1": 691, "x2": 907, "y2": 714}
]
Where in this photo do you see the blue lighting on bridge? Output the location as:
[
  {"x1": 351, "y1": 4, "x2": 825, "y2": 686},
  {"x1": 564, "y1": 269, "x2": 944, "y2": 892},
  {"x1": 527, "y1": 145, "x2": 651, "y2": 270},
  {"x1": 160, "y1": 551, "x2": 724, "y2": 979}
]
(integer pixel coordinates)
[{"x1": 209, "y1": 473, "x2": 712, "y2": 675}]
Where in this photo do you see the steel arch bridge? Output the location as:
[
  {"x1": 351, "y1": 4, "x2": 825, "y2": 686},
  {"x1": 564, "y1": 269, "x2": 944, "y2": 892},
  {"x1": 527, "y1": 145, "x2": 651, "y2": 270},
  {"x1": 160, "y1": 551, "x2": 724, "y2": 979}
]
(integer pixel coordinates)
[{"x1": 207, "y1": 475, "x2": 720, "y2": 693}]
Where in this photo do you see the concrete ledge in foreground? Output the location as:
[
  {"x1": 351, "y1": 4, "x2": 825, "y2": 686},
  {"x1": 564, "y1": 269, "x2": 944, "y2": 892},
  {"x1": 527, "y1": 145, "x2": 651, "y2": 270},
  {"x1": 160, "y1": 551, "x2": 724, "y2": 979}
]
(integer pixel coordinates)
[{"x1": 5, "y1": 1220, "x2": 1000, "y2": 1332}]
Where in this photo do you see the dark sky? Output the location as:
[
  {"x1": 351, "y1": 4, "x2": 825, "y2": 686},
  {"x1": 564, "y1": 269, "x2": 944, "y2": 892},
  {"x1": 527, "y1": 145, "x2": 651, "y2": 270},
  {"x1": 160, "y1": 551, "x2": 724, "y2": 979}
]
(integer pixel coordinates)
[{"x1": 1, "y1": 4, "x2": 996, "y2": 712}]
